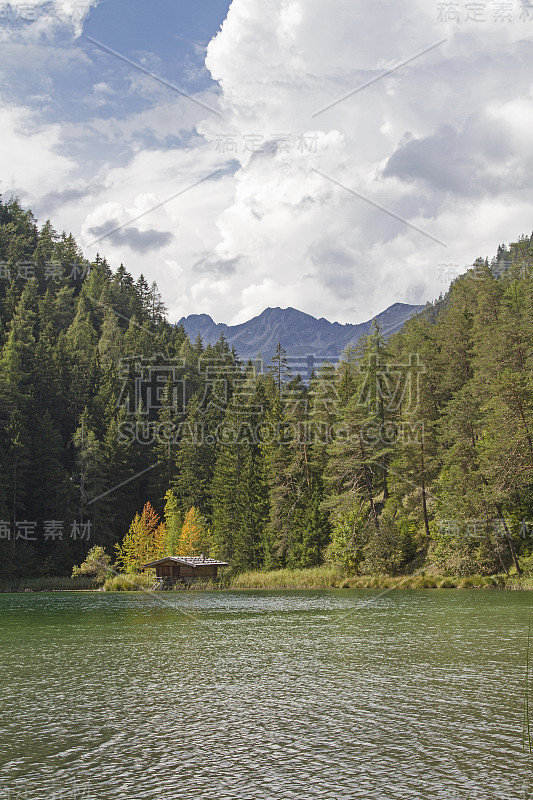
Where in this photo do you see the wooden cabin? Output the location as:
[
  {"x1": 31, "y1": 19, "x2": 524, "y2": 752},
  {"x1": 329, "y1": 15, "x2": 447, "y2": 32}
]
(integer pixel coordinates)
[{"x1": 142, "y1": 556, "x2": 229, "y2": 587}]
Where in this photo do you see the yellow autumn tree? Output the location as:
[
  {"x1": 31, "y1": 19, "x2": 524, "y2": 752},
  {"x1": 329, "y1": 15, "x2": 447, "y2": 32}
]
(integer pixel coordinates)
[
  {"x1": 179, "y1": 507, "x2": 211, "y2": 556},
  {"x1": 115, "y1": 502, "x2": 167, "y2": 573}
]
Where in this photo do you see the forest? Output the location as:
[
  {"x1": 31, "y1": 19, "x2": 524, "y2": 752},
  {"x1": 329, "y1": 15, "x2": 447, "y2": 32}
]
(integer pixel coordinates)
[{"x1": 1, "y1": 195, "x2": 533, "y2": 580}]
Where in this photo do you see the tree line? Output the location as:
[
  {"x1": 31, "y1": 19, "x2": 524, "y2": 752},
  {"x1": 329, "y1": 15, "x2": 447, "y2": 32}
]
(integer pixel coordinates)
[{"x1": 1, "y1": 195, "x2": 532, "y2": 578}]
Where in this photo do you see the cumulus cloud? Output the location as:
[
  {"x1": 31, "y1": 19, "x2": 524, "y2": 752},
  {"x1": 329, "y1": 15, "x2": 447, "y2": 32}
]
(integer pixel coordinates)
[
  {"x1": 86, "y1": 220, "x2": 173, "y2": 253},
  {"x1": 0, "y1": 105, "x2": 76, "y2": 199},
  {"x1": 0, "y1": 0, "x2": 100, "y2": 41},
  {"x1": 4, "y1": 0, "x2": 533, "y2": 327},
  {"x1": 75, "y1": 148, "x2": 236, "y2": 319},
  {"x1": 383, "y1": 113, "x2": 533, "y2": 197},
  {"x1": 35, "y1": 182, "x2": 105, "y2": 213},
  {"x1": 82, "y1": 195, "x2": 180, "y2": 255},
  {"x1": 193, "y1": 254, "x2": 240, "y2": 275},
  {"x1": 183, "y1": 0, "x2": 533, "y2": 324}
]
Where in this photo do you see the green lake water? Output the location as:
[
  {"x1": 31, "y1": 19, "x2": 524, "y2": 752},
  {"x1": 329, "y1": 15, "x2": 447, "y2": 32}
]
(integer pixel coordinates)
[{"x1": 0, "y1": 589, "x2": 532, "y2": 800}]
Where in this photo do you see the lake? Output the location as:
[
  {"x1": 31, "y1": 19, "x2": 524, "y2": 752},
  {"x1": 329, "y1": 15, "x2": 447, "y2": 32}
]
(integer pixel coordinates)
[{"x1": 0, "y1": 589, "x2": 532, "y2": 800}]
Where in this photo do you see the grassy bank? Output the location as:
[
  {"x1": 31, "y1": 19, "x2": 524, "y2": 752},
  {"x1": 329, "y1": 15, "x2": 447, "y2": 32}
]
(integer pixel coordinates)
[
  {"x1": 4, "y1": 569, "x2": 531, "y2": 593},
  {"x1": 103, "y1": 573, "x2": 154, "y2": 591},
  {"x1": 102, "y1": 574, "x2": 224, "y2": 591},
  {"x1": 230, "y1": 565, "x2": 342, "y2": 589},
  {"x1": 89, "y1": 568, "x2": 533, "y2": 592},
  {"x1": 229, "y1": 567, "x2": 533, "y2": 590},
  {"x1": 0, "y1": 576, "x2": 98, "y2": 592}
]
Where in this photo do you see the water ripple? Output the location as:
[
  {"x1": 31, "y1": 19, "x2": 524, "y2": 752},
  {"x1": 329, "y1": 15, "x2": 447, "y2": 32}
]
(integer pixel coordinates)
[{"x1": 0, "y1": 589, "x2": 531, "y2": 800}]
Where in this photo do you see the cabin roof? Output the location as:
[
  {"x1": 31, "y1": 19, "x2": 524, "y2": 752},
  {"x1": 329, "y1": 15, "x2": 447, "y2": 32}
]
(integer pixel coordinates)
[{"x1": 142, "y1": 556, "x2": 229, "y2": 568}]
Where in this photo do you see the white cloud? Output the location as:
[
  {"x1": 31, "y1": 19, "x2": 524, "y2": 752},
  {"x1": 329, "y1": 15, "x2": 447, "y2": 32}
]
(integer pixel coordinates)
[
  {"x1": 0, "y1": 0, "x2": 100, "y2": 41},
  {"x1": 184, "y1": 0, "x2": 533, "y2": 323},
  {"x1": 73, "y1": 145, "x2": 237, "y2": 316},
  {"x1": 4, "y1": 0, "x2": 533, "y2": 327},
  {"x1": 0, "y1": 105, "x2": 76, "y2": 198}
]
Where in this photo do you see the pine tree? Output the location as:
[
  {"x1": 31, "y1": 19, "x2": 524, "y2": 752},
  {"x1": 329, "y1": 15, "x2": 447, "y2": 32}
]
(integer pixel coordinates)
[
  {"x1": 325, "y1": 329, "x2": 397, "y2": 536},
  {"x1": 98, "y1": 311, "x2": 123, "y2": 366},
  {"x1": 173, "y1": 394, "x2": 216, "y2": 517},
  {"x1": 148, "y1": 281, "x2": 167, "y2": 324},
  {"x1": 388, "y1": 316, "x2": 441, "y2": 540},
  {"x1": 260, "y1": 372, "x2": 330, "y2": 568},
  {"x1": 153, "y1": 377, "x2": 179, "y2": 500},
  {"x1": 32, "y1": 411, "x2": 67, "y2": 522},
  {"x1": 65, "y1": 296, "x2": 99, "y2": 420},
  {"x1": 135, "y1": 275, "x2": 151, "y2": 318},
  {"x1": 0, "y1": 280, "x2": 37, "y2": 402},
  {"x1": 269, "y1": 342, "x2": 292, "y2": 396},
  {"x1": 211, "y1": 383, "x2": 268, "y2": 569}
]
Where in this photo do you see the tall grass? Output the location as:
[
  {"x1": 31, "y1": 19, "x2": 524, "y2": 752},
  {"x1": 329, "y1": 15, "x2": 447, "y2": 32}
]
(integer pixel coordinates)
[
  {"x1": 508, "y1": 575, "x2": 533, "y2": 591},
  {"x1": 103, "y1": 574, "x2": 229, "y2": 591},
  {"x1": 103, "y1": 573, "x2": 154, "y2": 592},
  {"x1": 0, "y1": 576, "x2": 98, "y2": 592},
  {"x1": 1, "y1": 570, "x2": 523, "y2": 593},
  {"x1": 230, "y1": 570, "x2": 511, "y2": 591},
  {"x1": 179, "y1": 579, "x2": 228, "y2": 591},
  {"x1": 231, "y1": 566, "x2": 343, "y2": 589}
]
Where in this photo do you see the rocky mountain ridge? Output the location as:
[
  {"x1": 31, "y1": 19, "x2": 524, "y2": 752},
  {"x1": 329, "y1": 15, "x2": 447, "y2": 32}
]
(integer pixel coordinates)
[{"x1": 178, "y1": 303, "x2": 425, "y2": 370}]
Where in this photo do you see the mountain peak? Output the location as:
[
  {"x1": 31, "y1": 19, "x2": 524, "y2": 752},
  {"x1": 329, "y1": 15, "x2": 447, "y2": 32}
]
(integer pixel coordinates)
[
  {"x1": 260, "y1": 306, "x2": 303, "y2": 318},
  {"x1": 178, "y1": 303, "x2": 424, "y2": 368},
  {"x1": 181, "y1": 313, "x2": 215, "y2": 324}
]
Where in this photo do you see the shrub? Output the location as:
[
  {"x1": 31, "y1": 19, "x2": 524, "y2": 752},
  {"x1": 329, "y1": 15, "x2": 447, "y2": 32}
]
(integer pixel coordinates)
[
  {"x1": 457, "y1": 576, "x2": 483, "y2": 588},
  {"x1": 72, "y1": 546, "x2": 112, "y2": 584},
  {"x1": 363, "y1": 511, "x2": 417, "y2": 576},
  {"x1": 103, "y1": 573, "x2": 154, "y2": 592},
  {"x1": 519, "y1": 553, "x2": 533, "y2": 575},
  {"x1": 325, "y1": 510, "x2": 368, "y2": 574},
  {"x1": 428, "y1": 524, "x2": 505, "y2": 577}
]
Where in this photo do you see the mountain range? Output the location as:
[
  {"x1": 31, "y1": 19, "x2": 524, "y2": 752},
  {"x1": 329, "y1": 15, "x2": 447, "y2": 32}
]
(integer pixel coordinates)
[{"x1": 178, "y1": 303, "x2": 425, "y2": 375}]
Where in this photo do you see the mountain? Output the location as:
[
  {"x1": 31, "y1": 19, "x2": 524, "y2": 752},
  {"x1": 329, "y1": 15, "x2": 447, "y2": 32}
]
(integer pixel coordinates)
[{"x1": 178, "y1": 303, "x2": 425, "y2": 374}]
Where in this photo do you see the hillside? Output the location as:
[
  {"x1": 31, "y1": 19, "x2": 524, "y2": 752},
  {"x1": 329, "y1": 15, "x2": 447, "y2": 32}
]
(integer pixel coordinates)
[
  {"x1": 178, "y1": 303, "x2": 425, "y2": 369},
  {"x1": 1, "y1": 195, "x2": 532, "y2": 583}
]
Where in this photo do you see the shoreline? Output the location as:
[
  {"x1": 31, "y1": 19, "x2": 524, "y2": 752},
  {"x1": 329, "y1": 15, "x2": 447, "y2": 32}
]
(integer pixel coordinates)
[
  {"x1": 228, "y1": 566, "x2": 533, "y2": 591},
  {"x1": 2, "y1": 571, "x2": 532, "y2": 593}
]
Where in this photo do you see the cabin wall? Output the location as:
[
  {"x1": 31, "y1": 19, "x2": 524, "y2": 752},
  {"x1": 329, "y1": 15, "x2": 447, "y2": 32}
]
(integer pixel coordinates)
[
  {"x1": 196, "y1": 566, "x2": 218, "y2": 579},
  {"x1": 153, "y1": 562, "x2": 221, "y2": 581},
  {"x1": 155, "y1": 563, "x2": 181, "y2": 578},
  {"x1": 179, "y1": 566, "x2": 195, "y2": 577}
]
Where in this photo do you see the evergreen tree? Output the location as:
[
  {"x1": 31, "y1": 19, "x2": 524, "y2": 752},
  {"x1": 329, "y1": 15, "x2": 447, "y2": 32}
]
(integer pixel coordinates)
[
  {"x1": 269, "y1": 342, "x2": 292, "y2": 396},
  {"x1": 2, "y1": 195, "x2": 533, "y2": 580},
  {"x1": 211, "y1": 383, "x2": 268, "y2": 569}
]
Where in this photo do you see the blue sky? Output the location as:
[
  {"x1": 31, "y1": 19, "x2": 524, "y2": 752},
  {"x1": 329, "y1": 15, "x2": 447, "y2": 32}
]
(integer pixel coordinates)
[
  {"x1": 1, "y1": 1, "x2": 533, "y2": 324},
  {"x1": 83, "y1": 0, "x2": 231, "y2": 102},
  {"x1": 3, "y1": 2, "x2": 230, "y2": 138}
]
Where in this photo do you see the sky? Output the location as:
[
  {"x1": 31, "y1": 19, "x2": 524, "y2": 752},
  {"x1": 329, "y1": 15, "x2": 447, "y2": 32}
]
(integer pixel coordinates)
[{"x1": 1, "y1": 0, "x2": 533, "y2": 325}]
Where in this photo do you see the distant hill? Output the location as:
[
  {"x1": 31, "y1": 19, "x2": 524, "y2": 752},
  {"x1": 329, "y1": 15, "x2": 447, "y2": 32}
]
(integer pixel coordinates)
[{"x1": 178, "y1": 303, "x2": 425, "y2": 376}]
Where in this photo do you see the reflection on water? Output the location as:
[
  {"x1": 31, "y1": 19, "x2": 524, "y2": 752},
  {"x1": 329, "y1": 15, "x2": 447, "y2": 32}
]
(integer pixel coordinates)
[{"x1": 0, "y1": 589, "x2": 531, "y2": 799}]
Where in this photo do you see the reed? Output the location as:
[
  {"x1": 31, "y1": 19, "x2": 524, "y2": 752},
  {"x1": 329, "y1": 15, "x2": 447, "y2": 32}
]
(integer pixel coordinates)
[
  {"x1": 230, "y1": 570, "x2": 501, "y2": 591},
  {"x1": 4, "y1": 570, "x2": 520, "y2": 593},
  {"x1": 103, "y1": 573, "x2": 154, "y2": 592},
  {"x1": 231, "y1": 565, "x2": 343, "y2": 589}
]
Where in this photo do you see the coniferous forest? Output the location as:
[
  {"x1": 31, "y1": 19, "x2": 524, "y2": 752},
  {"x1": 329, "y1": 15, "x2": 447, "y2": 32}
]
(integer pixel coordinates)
[{"x1": 1, "y1": 195, "x2": 533, "y2": 581}]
